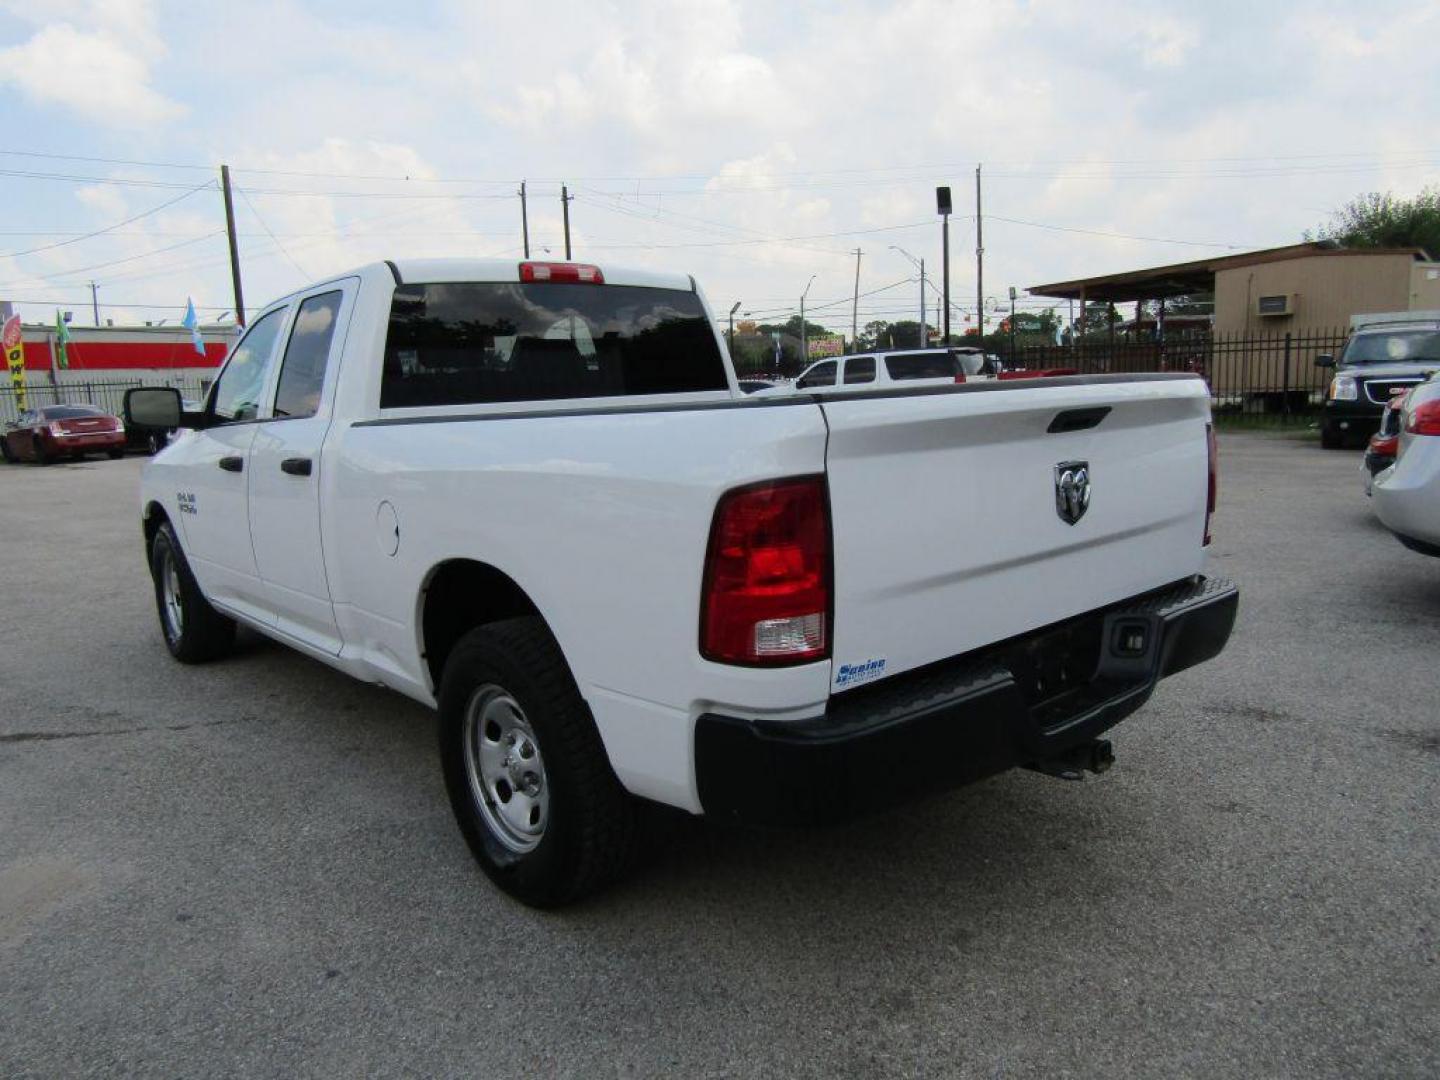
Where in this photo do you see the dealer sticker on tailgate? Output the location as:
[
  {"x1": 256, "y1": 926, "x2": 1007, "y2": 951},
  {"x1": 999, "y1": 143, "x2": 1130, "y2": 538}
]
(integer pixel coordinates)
[{"x1": 835, "y1": 657, "x2": 886, "y2": 689}]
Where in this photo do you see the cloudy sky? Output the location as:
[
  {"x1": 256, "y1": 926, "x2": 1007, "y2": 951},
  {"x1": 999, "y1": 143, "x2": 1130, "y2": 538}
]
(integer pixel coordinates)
[{"x1": 0, "y1": 0, "x2": 1436, "y2": 335}]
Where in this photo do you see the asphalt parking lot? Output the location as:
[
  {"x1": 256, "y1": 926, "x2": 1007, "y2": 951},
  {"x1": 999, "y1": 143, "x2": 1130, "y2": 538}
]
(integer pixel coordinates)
[{"x1": 1, "y1": 433, "x2": 1436, "y2": 1079}]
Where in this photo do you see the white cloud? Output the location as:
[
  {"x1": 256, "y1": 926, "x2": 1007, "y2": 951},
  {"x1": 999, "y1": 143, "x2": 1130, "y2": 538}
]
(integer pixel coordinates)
[{"x1": 0, "y1": 12, "x2": 182, "y2": 128}]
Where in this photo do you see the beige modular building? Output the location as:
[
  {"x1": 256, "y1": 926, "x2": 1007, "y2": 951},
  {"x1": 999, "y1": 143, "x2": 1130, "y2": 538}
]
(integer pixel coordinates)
[{"x1": 1030, "y1": 242, "x2": 1440, "y2": 399}]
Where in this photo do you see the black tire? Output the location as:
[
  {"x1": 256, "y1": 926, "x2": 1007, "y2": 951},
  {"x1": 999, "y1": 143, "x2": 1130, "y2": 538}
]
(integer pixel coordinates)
[
  {"x1": 149, "y1": 522, "x2": 236, "y2": 663},
  {"x1": 33, "y1": 440, "x2": 49, "y2": 465},
  {"x1": 107, "y1": 448, "x2": 125, "y2": 460},
  {"x1": 0, "y1": 437, "x2": 13, "y2": 464},
  {"x1": 438, "y1": 617, "x2": 638, "y2": 907},
  {"x1": 148, "y1": 431, "x2": 168, "y2": 455},
  {"x1": 1320, "y1": 421, "x2": 1344, "y2": 449}
]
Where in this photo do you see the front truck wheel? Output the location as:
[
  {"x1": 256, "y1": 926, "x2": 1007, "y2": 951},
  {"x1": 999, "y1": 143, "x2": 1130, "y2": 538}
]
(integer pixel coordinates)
[
  {"x1": 149, "y1": 522, "x2": 236, "y2": 662},
  {"x1": 438, "y1": 617, "x2": 638, "y2": 907}
]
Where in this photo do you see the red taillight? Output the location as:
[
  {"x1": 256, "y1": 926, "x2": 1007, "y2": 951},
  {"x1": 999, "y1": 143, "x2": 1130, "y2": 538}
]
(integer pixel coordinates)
[
  {"x1": 954, "y1": 374, "x2": 967, "y2": 384},
  {"x1": 996, "y1": 367, "x2": 1079, "y2": 381},
  {"x1": 1204, "y1": 423, "x2": 1218, "y2": 547},
  {"x1": 700, "y1": 477, "x2": 831, "y2": 666},
  {"x1": 1370, "y1": 434, "x2": 1399, "y2": 455},
  {"x1": 519, "y1": 261, "x2": 604, "y2": 284},
  {"x1": 1405, "y1": 398, "x2": 1440, "y2": 436}
]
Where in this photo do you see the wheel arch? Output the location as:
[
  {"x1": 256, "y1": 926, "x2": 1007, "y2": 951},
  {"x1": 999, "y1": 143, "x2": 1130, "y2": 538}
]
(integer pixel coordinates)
[
  {"x1": 142, "y1": 500, "x2": 171, "y2": 559},
  {"x1": 418, "y1": 558, "x2": 546, "y2": 692}
]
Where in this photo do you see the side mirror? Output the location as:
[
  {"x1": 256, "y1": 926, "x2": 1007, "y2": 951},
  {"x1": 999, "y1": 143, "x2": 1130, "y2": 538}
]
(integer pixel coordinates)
[
  {"x1": 123, "y1": 386, "x2": 182, "y2": 429},
  {"x1": 1314, "y1": 354, "x2": 1335, "y2": 369}
]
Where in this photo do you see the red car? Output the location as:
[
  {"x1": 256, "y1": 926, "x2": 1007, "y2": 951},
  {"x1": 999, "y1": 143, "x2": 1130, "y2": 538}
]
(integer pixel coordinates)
[{"x1": 1, "y1": 404, "x2": 127, "y2": 464}]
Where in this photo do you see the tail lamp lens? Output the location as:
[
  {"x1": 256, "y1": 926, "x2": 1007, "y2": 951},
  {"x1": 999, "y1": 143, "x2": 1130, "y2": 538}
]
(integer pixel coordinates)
[
  {"x1": 1204, "y1": 423, "x2": 1218, "y2": 547},
  {"x1": 700, "y1": 477, "x2": 831, "y2": 665},
  {"x1": 1405, "y1": 398, "x2": 1440, "y2": 436}
]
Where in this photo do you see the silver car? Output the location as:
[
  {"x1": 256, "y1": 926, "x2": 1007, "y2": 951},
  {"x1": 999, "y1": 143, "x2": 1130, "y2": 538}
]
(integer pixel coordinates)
[{"x1": 1372, "y1": 372, "x2": 1440, "y2": 556}]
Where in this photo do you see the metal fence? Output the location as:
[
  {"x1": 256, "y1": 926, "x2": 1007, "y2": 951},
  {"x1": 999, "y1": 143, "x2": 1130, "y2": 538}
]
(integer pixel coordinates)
[
  {"x1": 1010, "y1": 328, "x2": 1348, "y2": 421},
  {"x1": 0, "y1": 378, "x2": 212, "y2": 425}
]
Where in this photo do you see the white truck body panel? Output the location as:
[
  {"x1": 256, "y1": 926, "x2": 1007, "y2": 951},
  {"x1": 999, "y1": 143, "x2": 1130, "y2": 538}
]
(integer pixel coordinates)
[{"x1": 821, "y1": 380, "x2": 1210, "y2": 689}]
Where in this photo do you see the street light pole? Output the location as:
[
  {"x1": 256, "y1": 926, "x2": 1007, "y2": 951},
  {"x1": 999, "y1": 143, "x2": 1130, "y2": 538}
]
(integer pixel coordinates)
[
  {"x1": 937, "y1": 186, "x2": 952, "y2": 344},
  {"x1": 890, "y1": 245, "x2": 928, "y2": 348},
  {"x1": 800, "y1": 274, "x2": 816, "y2": 367},
  {"x1": 1008, "y1": 285, "x2": 1017, "y2": 365}
]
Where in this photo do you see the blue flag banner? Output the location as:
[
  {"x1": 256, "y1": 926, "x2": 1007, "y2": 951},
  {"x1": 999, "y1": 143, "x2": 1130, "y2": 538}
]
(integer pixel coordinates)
[{"x1": 182, "y1": 297, "x2": 205, "y2": 357}]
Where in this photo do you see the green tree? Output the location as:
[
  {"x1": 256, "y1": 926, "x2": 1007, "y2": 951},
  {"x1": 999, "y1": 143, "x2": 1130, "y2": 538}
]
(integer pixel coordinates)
[{"x1": 1306, "y1": 187, "x2": 1440, "y2": 256}]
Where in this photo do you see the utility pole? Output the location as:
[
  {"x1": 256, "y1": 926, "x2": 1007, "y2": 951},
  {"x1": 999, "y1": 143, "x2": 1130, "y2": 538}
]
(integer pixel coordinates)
[
  {"x1": 519, "y1": 181, "x2": 530, "y2": 258},
  {"x1": 89, "y1": 281, "x2": 99, "y2": 326},
  {"x1": 937, "y1": 186, "x2": 952, "y2": 344},
  {"x1": 220, "y1": 165, "x2": 246, "y2": 328},
  {"x1": 919, "y1": 259, "x2": 926, "y2": 346},
  {"x1": 561, "y1": 185, "x2": 573, "y2": 260},
  {"x1": 850, "y1": 248, "x2": 862, "y2": 351},
  {"x1": 800, "y1": 274, "x2": 816, "y2": 367},
  {"x1": 728, "y1": 301, "x2": 741, "y2": 354},
  {"x1": 975, "y1": 164, "x2": 984, "y2": 351}
]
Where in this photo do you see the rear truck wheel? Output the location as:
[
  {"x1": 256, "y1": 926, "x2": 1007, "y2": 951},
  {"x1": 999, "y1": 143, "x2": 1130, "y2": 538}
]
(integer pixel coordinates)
[
  {"x1": 107, "y1": 448, "x2": 125, "y2": 460},
  {"x1": 1320, "y1": 420, "x2": 1344, "y2": 449},
  {"x1": 438, "y1": 616, "x2": 638, "y2": 907},
  {"x1": 149, "y1": 522, "x2": 236, "y2": 663}
]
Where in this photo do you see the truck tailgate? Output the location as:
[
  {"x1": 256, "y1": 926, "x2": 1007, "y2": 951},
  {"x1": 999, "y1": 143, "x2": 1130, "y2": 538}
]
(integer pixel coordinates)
[{"x1": 821, "y1": 375, "x2": 1211, "y2": 691}]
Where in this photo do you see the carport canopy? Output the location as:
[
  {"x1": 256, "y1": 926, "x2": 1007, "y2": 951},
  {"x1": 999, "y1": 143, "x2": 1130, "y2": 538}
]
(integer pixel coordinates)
[{"x1": 1028, "y1": 242, "x2": 1343, "y2": 304}]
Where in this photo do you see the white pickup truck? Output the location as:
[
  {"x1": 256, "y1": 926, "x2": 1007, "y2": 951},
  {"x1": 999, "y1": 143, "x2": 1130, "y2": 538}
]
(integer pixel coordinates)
[{"x1": 125, "y1": 258, "x2": 1237, "y2": 906}]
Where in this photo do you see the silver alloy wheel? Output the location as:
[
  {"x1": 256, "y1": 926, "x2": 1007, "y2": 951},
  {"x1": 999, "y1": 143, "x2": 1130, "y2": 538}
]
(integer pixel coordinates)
[
  {"x1": 161, "y1": 549, "x2": 184, "y2": 642},
  {"x1": 463, "y1": 684, "x2": 549, "y2": 853}
]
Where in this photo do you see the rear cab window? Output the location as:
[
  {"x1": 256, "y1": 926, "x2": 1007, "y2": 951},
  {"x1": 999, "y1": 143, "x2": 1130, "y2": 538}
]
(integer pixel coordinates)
[
  {"x1": 885, "y1": 352, "x2": 960, "y2": 380},
  {"x1": 381, "y1": 282, "x2": 728, "y2": 408}
]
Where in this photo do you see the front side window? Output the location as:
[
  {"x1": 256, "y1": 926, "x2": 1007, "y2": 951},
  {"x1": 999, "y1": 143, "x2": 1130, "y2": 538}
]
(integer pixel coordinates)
[
  {"x1": 796, "y1": 361, "x2": 837, "y2": 389},
  {"x1": 844, "y1": 357, "x2": 875, "y2": 384},
  {"x1": 381, "y1": 282, "x2": 727, "y2": 408},
  {"x1": 273, "y1": 291, "x2": 342, "y2": 419},
  {"x1": 885, "y1": 352, "x2": 959, "y2": 380},
  {"x1": 212, "y1": 307, "x2": 288, "y2": 422}
]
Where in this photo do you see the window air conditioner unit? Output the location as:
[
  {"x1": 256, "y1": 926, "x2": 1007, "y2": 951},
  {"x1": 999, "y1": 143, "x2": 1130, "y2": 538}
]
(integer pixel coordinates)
[{"x1": 1256, "y1": 293, "x2": 1295, "y2": 317}]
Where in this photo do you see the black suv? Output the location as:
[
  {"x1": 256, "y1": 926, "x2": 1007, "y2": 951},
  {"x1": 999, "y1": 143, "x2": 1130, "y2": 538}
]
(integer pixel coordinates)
[{"x1": 1317, "y1": 321, "x2": 1440, "y2": 448}]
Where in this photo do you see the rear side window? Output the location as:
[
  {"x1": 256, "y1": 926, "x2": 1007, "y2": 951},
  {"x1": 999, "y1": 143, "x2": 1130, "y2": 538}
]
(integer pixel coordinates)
[
  {"x1": 381, "y1": 282, "x2": 727, "y2": 408},
  {"x1": 885, "y1": 352, "x2": 959, "y2": 380},
  {"x1": 843, "y1": 357, "x2": 875, "y2": 384},
  {"x1": 274, "y1": 291, "x2": 342, "y2": 419}
]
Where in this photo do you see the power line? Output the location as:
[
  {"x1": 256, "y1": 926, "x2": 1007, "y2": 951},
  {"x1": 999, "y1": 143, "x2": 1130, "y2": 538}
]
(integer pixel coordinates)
[
  {"x1": 0, "y1": 180, "x2": 216, "y2": 260},
  {"x1": 0, "y1": 232, "x2": 226, "y2": 288},
  {"x1": 236, "y1": 187, "x2": 310, "y2": 280},
  {"x1": 987, "y1": 215, "x2": 1251, "y2": 249}
]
